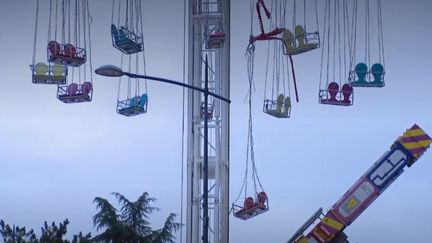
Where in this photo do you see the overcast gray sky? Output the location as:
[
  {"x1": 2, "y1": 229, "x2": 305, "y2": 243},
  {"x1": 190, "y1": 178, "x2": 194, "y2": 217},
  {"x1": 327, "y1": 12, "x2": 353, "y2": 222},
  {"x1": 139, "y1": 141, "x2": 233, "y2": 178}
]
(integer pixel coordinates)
[{"x1": 1, "y1": 0, "x2": 431, "y2": 243}]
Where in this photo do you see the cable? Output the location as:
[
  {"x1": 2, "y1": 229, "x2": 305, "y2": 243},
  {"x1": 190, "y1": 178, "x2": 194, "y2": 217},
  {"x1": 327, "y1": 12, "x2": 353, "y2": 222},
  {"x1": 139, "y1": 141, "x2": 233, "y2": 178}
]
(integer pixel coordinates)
[
  {"x1": 315, "y1": 0, "x2": 319, "y2": 38},
  {"x1": 180, "y1": 0, "x2": 187, "y2": 240},
  {"x1": 48, "y1": 0, "x2": 52, "y2": 42},
  {"x1": 87, "y1": 0, "x2": 93, "y2": 84},
  {"x1": 337, "y1": 0, "x2": 342, "y2": 84},
  {"x1": 138, "y1": 0, "x2": 147, "y2": 94},
  {"x1": 32, "y1": 0, "x2": 40, "y2": 66},
  {"x1": 318, "y1": 0, "x2": 329, "y2": 91}
]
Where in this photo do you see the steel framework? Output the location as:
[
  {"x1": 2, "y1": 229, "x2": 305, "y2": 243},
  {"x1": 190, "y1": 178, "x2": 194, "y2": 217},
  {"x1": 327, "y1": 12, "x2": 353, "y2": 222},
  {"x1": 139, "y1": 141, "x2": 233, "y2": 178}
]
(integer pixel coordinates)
[{"x1": 186, "y1": 0, "x2": 230, "y2": 242}]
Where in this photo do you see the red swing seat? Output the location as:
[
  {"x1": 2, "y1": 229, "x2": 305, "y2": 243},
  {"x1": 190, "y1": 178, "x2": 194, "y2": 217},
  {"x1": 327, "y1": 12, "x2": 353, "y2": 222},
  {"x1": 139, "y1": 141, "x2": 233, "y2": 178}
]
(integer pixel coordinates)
[{"x1": 233, "y1": 191, "x2": 269, "y2": 220}]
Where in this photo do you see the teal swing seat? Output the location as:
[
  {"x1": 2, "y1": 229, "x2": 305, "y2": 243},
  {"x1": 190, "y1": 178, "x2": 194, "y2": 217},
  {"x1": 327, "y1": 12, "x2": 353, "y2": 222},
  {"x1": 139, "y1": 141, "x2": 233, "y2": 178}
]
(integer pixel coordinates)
[
  {"x1": 111, "y1": 24, "x2": 143, "y2": 54},
  {"x1": 350, "y1": 63, "x2": 385, "y2": 87},
  {"x1": 117, "y1": 94, "x2": 148, "y2": 117}
]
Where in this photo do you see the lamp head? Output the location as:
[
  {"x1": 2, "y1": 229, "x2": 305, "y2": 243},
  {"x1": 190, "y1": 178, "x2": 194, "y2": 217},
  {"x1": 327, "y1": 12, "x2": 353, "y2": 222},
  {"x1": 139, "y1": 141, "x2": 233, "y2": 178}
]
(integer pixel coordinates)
[{"x1": 95, "y1": 65, "x2": 124, "y2": 77}]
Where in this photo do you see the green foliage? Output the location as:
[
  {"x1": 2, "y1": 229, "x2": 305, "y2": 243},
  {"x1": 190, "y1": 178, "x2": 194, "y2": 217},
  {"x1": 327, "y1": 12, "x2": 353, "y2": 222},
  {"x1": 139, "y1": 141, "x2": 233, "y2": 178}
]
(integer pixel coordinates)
[
  {"x1": 93, "y1": 192, "x2": 182, "y2": 243},
  {"x1": 0, "y1": 219, "x2": 91, "y2": 243},
  {"x1": 39, "y1": 219, "x2": 69, "y2": 243},
  {"x1": 0, "y1": 191, "x2": 179, "y2": 243},
  {"x1": 0, "y1": 220, "x2": 38, "y2": 243}
]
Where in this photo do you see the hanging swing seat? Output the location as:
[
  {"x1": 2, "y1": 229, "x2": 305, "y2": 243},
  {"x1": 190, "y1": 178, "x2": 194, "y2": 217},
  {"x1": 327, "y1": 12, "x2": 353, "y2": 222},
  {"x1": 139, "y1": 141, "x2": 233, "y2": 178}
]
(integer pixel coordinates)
[
  {"x1": 111, "y1": 24, "x2": 143, "y2": 54},
  {"x1": 206, "y1": 32, "x2": 226, "y2": 49},
  {"x1": 57, "y1": 82, "x2": 93, "y2": 103},
  {"x1": 48, "y1": 41, "x2": 86, "y2": 67},
  {"x1": 350, "y1": 63, "x2": 385, "y2": 88},
  {"x1": 319, "y1": 82, "x2": 353, "y2": 106},
  {"x1": 263, "y1": 94, "x2": 291, "y2": 118},
  {"x1": 30, "y1": 62, "x2": 67, "y2": 85},
  {"x1": 233, "y1": 192, "x2": 269, "y2": 220},
  {"x1": 117, "y1": 94, "x2": 148, "y2": 117},
  {"x1": 200, "y1": 101, "x2": 215, "y2": 120},
  {"x1": 282, "y1": 26, "x2": 320, "y2": 56}
]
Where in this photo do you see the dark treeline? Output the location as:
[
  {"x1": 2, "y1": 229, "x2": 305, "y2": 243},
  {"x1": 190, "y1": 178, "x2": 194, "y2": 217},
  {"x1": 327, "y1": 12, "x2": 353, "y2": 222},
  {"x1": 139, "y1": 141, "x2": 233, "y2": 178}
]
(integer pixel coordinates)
[{"x1": 0, "y1": 192, "x2": 181, "y2": 243}]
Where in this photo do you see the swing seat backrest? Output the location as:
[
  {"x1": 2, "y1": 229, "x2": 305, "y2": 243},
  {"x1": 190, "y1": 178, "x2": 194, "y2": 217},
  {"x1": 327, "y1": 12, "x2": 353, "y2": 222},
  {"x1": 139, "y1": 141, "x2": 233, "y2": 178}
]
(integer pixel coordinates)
[
  {"x1": 35, "y1": 62, "x2": 48, "y2": 75},
  {"x1": 244, "y1": 197, "x2": 255, "y2": 210},
  {"x1": 354, "y1": 63, "x2": 368, "y2": 82},
  {"x1": 129, "y1": 96, "x2": 139, "y2": 107},
  {"x1": 257, "y1": 191, "x2": 268, "y2": 207},
  {"x1": 81, "y1": 82, "x2": 93, "y2": 95},
  {"x1": 341, "y1": 84, "x2": 353, "y2": 104},
  {"x1": 111, "y1": 24, "x2": 120, "y2": 41},
  {"x1": 327, "y1": 82, "x2": 339, "y2": 101},
  {"x1": 283, "y1": 96, "x2": 291, "y2": 112},
  {"x1": 139, "y1": 94, "x2": 148, "y2": 108},
  {"x1": 276, "y1": 94, "x2": 284, "y2": 110},
  {"x1": 282, "y1": 29, "x2": 296, "y2": 51},
  {"x1": 52, "y1": 64, "x2": 66, "y2": 76},
  {"x1": 67, "y1": 83, "x2": 79, "y2": 96},
  {"x1": 118, "y1": 27, "x2": 128, "y2": 41},
  {"x1": 64, "y1": 44, "x2": 77, "y2": 58},
  {"x1": 371, "y1": 63, "x2": 384, "y2": 83},
  {"x1": 48, "y1": 41, "x2": 61, "y2": 56},
  {"x1": 294, "y1": 25, "x2": 306, "y2": 46}
]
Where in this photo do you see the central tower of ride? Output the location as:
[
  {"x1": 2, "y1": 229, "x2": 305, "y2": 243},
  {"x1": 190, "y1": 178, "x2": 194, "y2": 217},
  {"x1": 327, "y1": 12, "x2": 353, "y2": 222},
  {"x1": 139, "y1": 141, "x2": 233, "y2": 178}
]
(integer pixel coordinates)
[{"x1": 186, "y1": 0, "x2": 230, "y2": 242}]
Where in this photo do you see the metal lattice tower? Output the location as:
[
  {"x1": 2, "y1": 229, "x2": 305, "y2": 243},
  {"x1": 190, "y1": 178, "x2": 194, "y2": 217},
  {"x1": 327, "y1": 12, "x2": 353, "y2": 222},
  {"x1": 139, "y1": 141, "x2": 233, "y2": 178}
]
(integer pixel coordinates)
[{"x1": 186, "y1": 0, "x2": 230, "y2": 242}]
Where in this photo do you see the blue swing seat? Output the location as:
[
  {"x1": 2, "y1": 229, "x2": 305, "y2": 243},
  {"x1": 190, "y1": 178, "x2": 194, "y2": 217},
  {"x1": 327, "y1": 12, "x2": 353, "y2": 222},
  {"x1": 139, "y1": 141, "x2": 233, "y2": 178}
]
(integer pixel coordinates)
[
  {"x1": 117, "y1": 94, "x2": 148, "y2": 117},
  {"x1": 111, "y1": 24, "x2": 143, "y2": 54}
]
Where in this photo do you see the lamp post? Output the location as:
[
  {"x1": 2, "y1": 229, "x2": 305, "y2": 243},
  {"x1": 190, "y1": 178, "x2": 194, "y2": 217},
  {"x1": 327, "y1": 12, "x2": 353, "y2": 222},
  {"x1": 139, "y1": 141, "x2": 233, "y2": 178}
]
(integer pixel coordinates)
[{"x1": 95, "y1": 57, "x2": 230, "y2": 243}]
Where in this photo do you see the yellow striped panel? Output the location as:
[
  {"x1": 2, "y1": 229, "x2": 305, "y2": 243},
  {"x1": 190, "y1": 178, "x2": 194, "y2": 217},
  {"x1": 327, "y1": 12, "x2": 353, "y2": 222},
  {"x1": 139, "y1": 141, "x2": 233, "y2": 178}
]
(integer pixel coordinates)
[
  {"x1": 403, "y1": 128, "x2": 427, "y2": 137},
  {"x1": 322, "y1": 217, "x2": 344, "y2": 231},
  {"x1": 401, "y1": 140, "x2": 432, "y2": 149},
  {"x1": 295, "y1": 236, "x2": 309, "y2": 243}
]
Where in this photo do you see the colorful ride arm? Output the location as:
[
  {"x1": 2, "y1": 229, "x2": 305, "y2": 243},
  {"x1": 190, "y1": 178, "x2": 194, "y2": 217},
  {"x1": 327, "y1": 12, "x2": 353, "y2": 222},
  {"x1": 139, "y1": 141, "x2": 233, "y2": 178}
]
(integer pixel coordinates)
[
  {"x1": 249, "y1": 0, "x2": 285, "y2": 44},
  {"x1": 288, "y1": 124, "x2": 432, "y2": 243}
]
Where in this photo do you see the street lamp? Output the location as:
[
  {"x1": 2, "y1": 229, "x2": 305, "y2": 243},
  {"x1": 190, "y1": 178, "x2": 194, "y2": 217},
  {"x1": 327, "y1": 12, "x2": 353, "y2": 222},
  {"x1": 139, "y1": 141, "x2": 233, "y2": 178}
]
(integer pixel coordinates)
[
  {"x1": 95, "y1": 57, "x2": 230, "y2": 243},
  {"x1": 95, "y1": 64, "x2": 230, "y2": 103}
]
